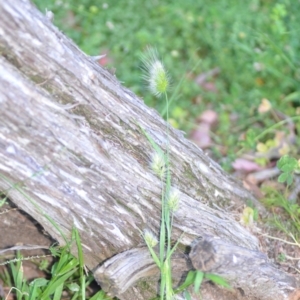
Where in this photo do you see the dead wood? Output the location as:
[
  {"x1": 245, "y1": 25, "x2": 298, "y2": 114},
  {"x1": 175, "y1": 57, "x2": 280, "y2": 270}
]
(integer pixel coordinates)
[
  {"x1": 0, "y1": 1, "x2": 299, "y2": 299},
  {"x1": 189, "y1": 236, "x2": 298, "y2": 300},
  {"x1": 93, "y1": 235, "x2": 299, "y2": 300}
]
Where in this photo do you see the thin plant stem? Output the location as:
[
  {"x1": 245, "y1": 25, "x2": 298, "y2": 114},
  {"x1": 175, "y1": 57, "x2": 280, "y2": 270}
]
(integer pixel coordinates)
[
  {"x1": 160, "y1": 184, "x2": 166, "y2": 300},
  {"x1": 164, "y1": 92, "x2": 173, "y2": 300}
]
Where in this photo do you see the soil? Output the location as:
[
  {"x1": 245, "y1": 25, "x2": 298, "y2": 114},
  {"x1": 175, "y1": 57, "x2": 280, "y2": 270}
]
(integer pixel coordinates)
[{"x1": 0, "y1": 200, "x2": 54, "y2": 299}]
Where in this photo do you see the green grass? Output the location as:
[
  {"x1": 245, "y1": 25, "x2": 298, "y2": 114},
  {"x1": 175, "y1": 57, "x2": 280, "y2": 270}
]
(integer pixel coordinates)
[
  {"x1": 32, "y1": 0, "x2": 300, "y2": 164},
  {"x1": 0, "y1": 179, "x2": 111, "y2": 300},
  {"x1": 0, "y1": 227, "x2": 111, "y2": 300}
]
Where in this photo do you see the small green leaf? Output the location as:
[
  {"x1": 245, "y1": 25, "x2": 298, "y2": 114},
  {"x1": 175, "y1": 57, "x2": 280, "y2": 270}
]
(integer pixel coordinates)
[
  {"x1": 281, "y1": 162, "x2": 297, "y2": 172},
  {"x1": 67, "y1": 282, "x2": 80, "y2": 292},
  {"x1": 278, "y1": 172, "x2": 288, "y2": 183},
  {"x1": 240, "y1": 129, "x2": 257, "y2": 149},
  {"x1": 286, "y1": 174, "x2": 294, "y2": 186},
  {"x1": 277, "y1": 155, "x2": 297, "y2": 171},
  {"x1": 29, "y1": 278, "x2": 49, "y2": 287}
]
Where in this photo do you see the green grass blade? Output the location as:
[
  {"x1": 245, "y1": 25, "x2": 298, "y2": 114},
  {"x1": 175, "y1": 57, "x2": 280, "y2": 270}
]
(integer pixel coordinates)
[
  {"x1": 138, "y1": 124, "x2": 165, "y2": 157},
  {"x1": 194, "y1": 270, "x2": 204, "y2": 293},
  {"x1": 41, "y1": 268, "x2": 77, "y2": 298},
  {"x1": 205, "y1": 273, "x2": 232, "y2": 289},
  {"x1": 89, "y1": 290, "x2": 111, "y2": 300},
  {"x1": 53, "y1": 282, "x2": 64, "y2": 300},
  {"x1": 74, "y1": 227, "x2": 85, "y2": 300},
  {"x1": 184, "y1": 290, "x2": 192, "y2": 300},
  {"x1": 174, "y1": 270, "x2": 196, "y2": 293}
]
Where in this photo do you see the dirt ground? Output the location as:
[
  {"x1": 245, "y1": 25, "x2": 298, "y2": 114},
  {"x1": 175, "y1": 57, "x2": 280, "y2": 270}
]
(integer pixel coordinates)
[{"x1": 0, "y1": 200, "x2": 54, "y2": 298}]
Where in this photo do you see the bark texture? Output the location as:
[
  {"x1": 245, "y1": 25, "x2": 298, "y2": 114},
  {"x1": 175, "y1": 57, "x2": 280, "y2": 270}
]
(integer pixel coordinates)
[{"x1": 0, "y1": 1, "x2": 299, "y2": 299}]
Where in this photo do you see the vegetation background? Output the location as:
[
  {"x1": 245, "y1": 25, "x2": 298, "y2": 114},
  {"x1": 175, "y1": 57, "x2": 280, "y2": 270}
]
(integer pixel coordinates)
[{"x1": 33, "y1": 0, "x2": 300, "y2": 171}]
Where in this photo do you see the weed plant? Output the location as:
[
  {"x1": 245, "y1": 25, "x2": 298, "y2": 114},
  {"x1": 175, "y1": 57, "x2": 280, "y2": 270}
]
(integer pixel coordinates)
[
  {"x1": 262, "y1": 154, "x2": 300, "y2": 244},
  {"x1": 0, "y1": 229, "x2": 110, "y2": 300},
  {"x1": 140, "y1": 47, "x2": 177, "y2": 300},
  {"x1": 140, "y1": 47, "x2": 230, "y2": 300}
]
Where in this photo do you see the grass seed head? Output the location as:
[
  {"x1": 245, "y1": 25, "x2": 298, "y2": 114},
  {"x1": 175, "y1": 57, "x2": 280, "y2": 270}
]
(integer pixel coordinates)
[
  {"x1": 144, "y1": 229, "x2": 158, "y2": 248},
  {"x1": 151, "y1": 151, "x2": 166, "y2": 179},
  {"x1": 168, "y1": 188, "x2": 180, "y2": 212},
  {"x1": 141, "y1": 47, "x2": 170, "y2": 97}
]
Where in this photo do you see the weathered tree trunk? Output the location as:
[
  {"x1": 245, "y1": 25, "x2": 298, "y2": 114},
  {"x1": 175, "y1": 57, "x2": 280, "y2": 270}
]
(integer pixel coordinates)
[{"x1": 0, "y1": 1, "x2": 299, "y2": 299}]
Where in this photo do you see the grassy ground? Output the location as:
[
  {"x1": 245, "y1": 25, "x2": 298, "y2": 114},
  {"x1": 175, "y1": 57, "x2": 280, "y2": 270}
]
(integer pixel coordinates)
[
  {"x1": 33, "y1": 0, "x2": 300, "y2": 165},
  {"x1": 2, "y1": 0, "x2": 299, "y2": 299}
]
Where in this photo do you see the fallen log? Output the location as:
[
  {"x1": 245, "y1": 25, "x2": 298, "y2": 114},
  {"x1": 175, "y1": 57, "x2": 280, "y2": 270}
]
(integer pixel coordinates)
[{"x1": 93, "y1": 236, "x2": 299, "y2": 300}]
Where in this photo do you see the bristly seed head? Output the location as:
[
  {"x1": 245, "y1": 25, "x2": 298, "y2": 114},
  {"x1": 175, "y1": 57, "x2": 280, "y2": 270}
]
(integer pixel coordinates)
[
  {"x1": 167, "y1": 188, "x2": 180, "y2": 212},
  {"x1": 151, "y1": 151, "x2": 166, "y2": 180},
  {"x1": 143, "y1": 229, "x2": 158, "y2": 248},
  {"x1": 141, "y1": 47, "x2": 170, "y2": 97}
]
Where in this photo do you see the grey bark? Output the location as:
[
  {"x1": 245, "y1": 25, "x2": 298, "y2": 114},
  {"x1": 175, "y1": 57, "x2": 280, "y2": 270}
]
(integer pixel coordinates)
[
  {"x1": 94, "y1": 237, "x2": 299, "y2": 300},
  {"x1": 0, "y1": 1, "x2": 298, "y2": 299}
]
